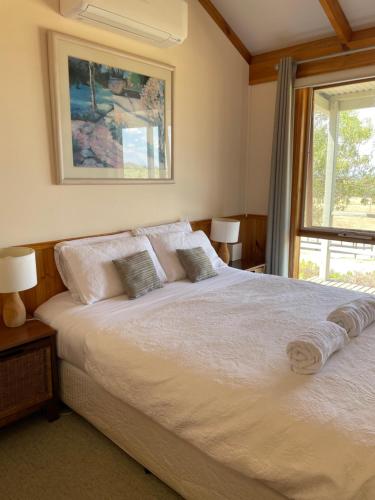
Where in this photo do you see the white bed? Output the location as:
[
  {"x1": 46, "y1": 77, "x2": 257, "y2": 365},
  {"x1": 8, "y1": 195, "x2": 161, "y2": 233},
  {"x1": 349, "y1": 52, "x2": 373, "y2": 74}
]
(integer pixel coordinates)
[{"x1": 35, "y1": 267, "x2": 375, "y2": 500}]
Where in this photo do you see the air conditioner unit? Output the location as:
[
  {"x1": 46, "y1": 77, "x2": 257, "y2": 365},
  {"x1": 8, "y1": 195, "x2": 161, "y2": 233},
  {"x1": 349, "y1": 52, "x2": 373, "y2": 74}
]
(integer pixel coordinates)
[{"x1": 60, "y1": 0, "x2": 188, "y2": 47}]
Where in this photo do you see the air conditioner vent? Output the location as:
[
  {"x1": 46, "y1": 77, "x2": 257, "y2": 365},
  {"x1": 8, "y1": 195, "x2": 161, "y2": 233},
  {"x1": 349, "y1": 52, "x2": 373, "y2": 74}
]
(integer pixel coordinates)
[{"x1": 60, "y1": 0, "x2": 188, "y2": 48}]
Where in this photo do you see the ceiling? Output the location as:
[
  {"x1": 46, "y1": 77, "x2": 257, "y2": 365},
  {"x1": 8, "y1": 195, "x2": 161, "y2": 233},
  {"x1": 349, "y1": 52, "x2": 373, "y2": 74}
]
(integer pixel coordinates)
[{"x1": 211, "y1": 0, "x2": 375, "y2": 55}]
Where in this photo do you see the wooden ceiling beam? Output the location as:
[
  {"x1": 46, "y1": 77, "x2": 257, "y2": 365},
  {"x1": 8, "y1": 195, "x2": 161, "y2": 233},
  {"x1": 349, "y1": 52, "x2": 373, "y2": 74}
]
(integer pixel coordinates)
[
  {"x1": 251, "y1": 36, "x2": 343, "y2": 65},
  {"x1": 250, "y1": 46, "x2": 375, "y2": 84},
  {"x1": 198, "y1": 0, "x2": 252, "y2": 63},
  {"x1": 319, "y1": 0, "x2": 352, "y2": 45},
  {"x1": 297, "y1": 46, "x2": 375, "y2": 79},
  {"x1": 347, "y1": 26, "x2": 375, "y2": 50},
  {"x1": 250, "y1": 36, "x2": 343, "y2": 84},
  {"x1": 249, "y1": 24, "x2": 375, "y2": 85}
]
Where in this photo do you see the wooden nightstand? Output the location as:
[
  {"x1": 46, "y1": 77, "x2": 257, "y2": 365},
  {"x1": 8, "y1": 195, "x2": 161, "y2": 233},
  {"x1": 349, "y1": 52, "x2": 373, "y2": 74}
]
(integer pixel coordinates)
[
  {"x1": 0, "y1": 319, "x2": 59, "y2": 428},
  {"x1": 230, "y1": 260, "x2": 266, "y2": 273}
]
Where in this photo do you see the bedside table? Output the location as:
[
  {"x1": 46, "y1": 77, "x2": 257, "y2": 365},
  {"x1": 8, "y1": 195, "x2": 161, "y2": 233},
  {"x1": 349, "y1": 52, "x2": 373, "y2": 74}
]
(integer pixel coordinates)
[
  {"x1": 230, "y1": 260, "x2": 266, "y2": 273},
  {"x1": 0, "y1": 320, "x2": 59, "y2": 428}
]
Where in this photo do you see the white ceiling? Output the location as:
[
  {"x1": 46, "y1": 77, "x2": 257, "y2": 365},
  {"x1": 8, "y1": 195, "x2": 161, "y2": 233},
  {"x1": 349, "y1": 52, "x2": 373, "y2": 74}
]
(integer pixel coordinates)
[
  {"x1": 340, "y1": 0, "x2": 375, "y2": 30},
  {"x1": 211, "y1": 0, "x2": 375, "y2": 55}
]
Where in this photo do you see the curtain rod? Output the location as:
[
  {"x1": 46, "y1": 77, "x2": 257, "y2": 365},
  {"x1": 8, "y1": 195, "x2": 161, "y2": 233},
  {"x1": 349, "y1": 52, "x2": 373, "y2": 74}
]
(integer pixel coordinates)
[
  {"x1": 299, "y1": 44, "x2": 375, "y2": 65},
  {"x1": 275, "y1": 43, "x2": 375, "y2": 70}
]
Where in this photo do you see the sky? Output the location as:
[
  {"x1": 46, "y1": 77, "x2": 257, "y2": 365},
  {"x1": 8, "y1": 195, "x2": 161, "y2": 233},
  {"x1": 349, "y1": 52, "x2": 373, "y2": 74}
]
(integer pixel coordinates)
[{"x1": 122, "y1": 126, "x2": 160, "y2": 168}]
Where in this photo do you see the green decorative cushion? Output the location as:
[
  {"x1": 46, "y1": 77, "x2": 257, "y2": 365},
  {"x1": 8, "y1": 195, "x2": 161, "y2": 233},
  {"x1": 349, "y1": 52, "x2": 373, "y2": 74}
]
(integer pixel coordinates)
[
  {"x1": 176, "y1": 247, "x2": 218, "y2": 283},
  {"x1": 113, "y1": 250, "x2": 163, "y2": 299}
]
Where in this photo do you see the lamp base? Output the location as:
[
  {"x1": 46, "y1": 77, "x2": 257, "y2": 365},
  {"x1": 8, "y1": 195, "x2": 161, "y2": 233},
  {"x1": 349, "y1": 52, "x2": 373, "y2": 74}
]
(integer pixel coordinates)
[
  {"x1": 217, "y1": 242, "x2": 230, "y2": 265},
  {"x1": 2, "y1": 292, "x2": 26, "y2": 328}
]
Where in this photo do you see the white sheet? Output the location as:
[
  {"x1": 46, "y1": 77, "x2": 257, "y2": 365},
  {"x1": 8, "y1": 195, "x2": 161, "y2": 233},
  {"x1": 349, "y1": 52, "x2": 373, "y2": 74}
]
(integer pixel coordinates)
[
  {"x1": 36, "y1": 269, "x2": 375, "y2": 500},
  {"x1": 35, "y1": 267, "x2": 249, "y2": 370}
]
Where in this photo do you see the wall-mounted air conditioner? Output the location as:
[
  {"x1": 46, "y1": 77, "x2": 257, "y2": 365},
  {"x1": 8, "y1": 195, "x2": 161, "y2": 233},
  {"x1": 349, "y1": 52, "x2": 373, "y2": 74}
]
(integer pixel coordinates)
[{"x1": 60, "y1": 0, "x2": 188, "y2": 47}]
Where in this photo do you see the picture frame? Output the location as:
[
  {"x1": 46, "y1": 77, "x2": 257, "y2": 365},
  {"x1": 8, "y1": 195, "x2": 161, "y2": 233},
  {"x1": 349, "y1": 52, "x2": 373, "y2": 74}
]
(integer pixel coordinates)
[{"x1": 48, "y1": 31, "x2": 174, "y2": 184}]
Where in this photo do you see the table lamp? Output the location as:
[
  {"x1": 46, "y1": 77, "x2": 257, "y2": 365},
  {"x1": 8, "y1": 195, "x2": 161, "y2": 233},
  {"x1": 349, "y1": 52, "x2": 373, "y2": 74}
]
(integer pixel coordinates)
[
  {"x1": 210, "y1": 218, "x2": 240, "y2": 264},
  {"x1": 0, "y1": 247, "x2": 37, "y2": 327}
]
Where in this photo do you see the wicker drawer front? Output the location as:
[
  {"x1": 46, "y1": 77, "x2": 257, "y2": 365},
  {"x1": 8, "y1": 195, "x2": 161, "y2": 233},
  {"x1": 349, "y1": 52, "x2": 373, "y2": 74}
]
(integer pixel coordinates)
[{"x1": 0, "y1": 344, "x2": 52, "y2": 420}]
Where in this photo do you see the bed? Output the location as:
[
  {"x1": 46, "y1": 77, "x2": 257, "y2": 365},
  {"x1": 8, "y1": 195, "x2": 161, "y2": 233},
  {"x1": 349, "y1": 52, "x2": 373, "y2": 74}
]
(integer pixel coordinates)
[{"x1": 35, "y1": 264, "x2": 375, "y2": 500}]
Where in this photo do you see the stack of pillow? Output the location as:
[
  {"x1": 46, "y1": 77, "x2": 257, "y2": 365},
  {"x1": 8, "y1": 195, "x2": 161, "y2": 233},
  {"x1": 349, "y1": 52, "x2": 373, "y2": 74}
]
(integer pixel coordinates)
[{"x1": 54, "y1": 221, "x2": 226, "y2": 304}]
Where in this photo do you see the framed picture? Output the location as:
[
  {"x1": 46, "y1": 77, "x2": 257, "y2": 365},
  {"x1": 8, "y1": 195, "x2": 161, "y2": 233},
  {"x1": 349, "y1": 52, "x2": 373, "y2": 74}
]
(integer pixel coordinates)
[{"x1": 48, "y1": 32, "x2": 174, "y2": 184}]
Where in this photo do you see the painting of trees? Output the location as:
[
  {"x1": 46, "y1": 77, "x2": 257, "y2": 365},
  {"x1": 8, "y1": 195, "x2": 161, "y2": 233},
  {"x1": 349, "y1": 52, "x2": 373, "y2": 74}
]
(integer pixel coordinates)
[
  {"x1": 67, "y1": 55, "x2": 170, "y2": 178},
  {"x1": 140, "y1": 77, "x2": 166, "y2": 168},
  {"x1": 88, "y1": 62, "x2": 97, "y2": 112}
]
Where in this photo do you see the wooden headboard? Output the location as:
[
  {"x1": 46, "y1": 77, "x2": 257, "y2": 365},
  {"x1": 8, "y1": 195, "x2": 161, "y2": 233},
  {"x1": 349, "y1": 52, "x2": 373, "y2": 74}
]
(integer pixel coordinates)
[
  {"x1": 14, "y1": 218, "x2": 213, "y2": 314},
  {"x1": 3, "y1": 214, "x2": 266, "y2": 314}
]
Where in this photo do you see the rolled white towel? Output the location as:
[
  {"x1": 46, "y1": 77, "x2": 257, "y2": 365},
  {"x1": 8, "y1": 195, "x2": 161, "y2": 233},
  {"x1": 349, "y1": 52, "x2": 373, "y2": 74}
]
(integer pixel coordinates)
[
  {"x1": 287, "y1": 321, "x2": 349, "y2": 375},
  {"x1": 327, "y1": 297, "x2": 375, "y2": 338}
]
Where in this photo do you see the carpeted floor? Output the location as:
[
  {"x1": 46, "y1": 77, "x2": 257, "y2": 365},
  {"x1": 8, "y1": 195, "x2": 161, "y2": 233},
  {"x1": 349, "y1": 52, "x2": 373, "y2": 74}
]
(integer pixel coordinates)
[{"x1": 0, "y1": 410, "x2": 181, "y2": 499}]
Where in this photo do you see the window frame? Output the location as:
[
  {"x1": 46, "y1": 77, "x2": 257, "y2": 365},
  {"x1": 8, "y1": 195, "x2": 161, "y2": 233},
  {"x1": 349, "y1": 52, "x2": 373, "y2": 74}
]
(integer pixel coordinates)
[
  {"x1": 298, "y1": 79, "x2": 375, "y2": 244},
  {"x1": 290, "y1": 82, "x2": 375, "y2": 278}
]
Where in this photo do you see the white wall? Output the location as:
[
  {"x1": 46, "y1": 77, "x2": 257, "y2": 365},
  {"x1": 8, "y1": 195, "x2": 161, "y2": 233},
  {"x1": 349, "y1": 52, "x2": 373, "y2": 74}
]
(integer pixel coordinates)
[
  {"x1": 246, "y1": 81, "x2": 277, "y2": 215},
  {"x1": 0, "y1": 0, "x2": 249, "y2": 246}
]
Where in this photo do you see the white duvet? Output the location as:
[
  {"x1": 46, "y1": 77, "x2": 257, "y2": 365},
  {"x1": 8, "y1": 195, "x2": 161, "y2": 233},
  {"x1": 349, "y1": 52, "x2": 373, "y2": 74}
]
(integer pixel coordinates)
[{"x1": 37, "y1": 270, "x2": 375, "y2": 500}]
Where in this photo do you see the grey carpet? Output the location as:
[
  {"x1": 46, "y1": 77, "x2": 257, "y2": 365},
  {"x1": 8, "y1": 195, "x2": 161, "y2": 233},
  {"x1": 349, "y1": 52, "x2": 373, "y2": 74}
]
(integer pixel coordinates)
[{"x1": 0, "y1": 411, "x2": 181, "y2": 500}]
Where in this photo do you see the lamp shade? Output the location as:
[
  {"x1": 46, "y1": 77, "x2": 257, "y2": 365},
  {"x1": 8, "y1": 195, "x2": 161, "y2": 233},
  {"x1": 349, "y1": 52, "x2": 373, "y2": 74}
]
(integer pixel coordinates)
[
  {"x1": 210, "y1": 218, "x2": 240, "y2": 243},
  {"x1": 0, "y1": 247, "x2": 37, "y2": 293}
]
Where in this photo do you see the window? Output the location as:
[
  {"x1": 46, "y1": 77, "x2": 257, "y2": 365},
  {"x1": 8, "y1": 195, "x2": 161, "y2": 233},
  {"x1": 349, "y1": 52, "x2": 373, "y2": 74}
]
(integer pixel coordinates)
[
  {"x1": 304, "y1": 82, "x2": 375, "y2": 235},
  {"x1": 291, "y1": 81, "x2": 375, "y2": 291}
]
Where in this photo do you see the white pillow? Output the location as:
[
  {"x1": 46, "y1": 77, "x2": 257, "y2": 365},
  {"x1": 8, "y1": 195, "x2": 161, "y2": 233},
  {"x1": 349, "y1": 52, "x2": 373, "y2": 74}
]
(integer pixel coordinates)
[
  {"x1": 55, "y1": 231, "x2": 132, "y2": 296},
  {"x1": 148, "y1": 230, "x2": 226, "y2": 282},
  {"x1": 132, "y1": 220, "x2": 192, "y2": 236},
  {"x1": 59, "y1": 236, "x2": 167, "y2": 304}
]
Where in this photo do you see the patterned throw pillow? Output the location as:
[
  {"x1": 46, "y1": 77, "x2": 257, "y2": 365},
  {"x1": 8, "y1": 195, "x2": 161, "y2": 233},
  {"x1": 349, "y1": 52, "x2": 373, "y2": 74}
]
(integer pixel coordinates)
[
  {"x1": 113, "y1": 250, "x2": 163, "y2": 299},
  {"x1": 176, "y1": 247, "x2": 218, "y2": 283}
]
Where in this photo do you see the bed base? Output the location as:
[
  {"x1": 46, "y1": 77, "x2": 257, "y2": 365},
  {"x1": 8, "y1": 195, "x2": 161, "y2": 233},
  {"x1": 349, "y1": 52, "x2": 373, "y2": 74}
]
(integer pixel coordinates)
[{"x1": 59, "y1": 360, "x2": 285, "y2": 500}]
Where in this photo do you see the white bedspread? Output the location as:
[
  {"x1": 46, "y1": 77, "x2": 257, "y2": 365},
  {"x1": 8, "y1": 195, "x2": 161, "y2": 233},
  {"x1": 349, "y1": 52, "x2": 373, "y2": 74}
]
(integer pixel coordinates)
[{"x1": 37, "y1": 270, "x2": 375, "y2": 500}]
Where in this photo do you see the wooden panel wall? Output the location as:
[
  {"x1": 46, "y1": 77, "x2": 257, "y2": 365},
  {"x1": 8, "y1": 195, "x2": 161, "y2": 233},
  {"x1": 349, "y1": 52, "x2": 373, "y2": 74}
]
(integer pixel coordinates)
[
  {"x1": 0, "y1": 214, "x2": 267, "y2": 314},
  {"x1": 192, "y1": 214, "x2": 267, "y2": 266},
  {"x1": 235, "y1": 214, "x2": 267, "y2": 266}
]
